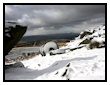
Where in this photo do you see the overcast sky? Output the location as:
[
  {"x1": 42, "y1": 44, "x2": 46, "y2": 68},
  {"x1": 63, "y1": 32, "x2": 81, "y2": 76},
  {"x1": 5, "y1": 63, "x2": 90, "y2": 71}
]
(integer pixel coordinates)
[{"x1": 5, "y1": 5, "x2": 105, "y2": 36}]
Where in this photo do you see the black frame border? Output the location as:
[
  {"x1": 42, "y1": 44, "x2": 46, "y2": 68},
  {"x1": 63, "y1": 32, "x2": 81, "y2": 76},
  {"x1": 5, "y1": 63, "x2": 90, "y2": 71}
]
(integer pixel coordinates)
[{"x1": 3, "y1": 3, "x2": 107, "y2": 82}]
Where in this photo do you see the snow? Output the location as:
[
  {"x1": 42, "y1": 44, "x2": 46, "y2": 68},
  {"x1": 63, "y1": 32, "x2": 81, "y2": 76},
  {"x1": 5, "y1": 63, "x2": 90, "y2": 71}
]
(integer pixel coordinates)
[
  {"x1": 91, "y1": 37, "x2": 105, "y2": 43},
  {"x1": 5, "y1": 25, "x2": 105, "y2": 80},
  {"x1": 5, "y1": 21, "x2": 26, "y2": 28},
  {"x1": 5, "y1": 48, "x2": 105, "y2": 80},
  {"x1": 5, "y1": 33, "x2": 11, "y2": 37}
]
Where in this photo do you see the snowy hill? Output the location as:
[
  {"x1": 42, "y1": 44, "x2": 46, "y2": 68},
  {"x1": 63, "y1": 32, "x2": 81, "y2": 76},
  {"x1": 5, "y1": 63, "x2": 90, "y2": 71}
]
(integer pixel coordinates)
[{"x1": 5, "y1": 25, "x2": 105, "y2": 80}]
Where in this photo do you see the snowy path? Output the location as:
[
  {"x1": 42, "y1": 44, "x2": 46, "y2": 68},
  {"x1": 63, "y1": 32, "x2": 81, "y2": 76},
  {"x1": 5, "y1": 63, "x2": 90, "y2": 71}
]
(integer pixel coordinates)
[{"x1": 5, "y1": 56, "x2": 97, "y2": 80}]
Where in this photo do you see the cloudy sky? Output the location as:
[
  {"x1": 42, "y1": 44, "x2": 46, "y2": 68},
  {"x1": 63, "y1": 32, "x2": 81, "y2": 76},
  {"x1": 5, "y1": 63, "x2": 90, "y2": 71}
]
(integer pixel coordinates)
[{"x1": 5, "y1": 5, "x2": 105, "y2": 36}]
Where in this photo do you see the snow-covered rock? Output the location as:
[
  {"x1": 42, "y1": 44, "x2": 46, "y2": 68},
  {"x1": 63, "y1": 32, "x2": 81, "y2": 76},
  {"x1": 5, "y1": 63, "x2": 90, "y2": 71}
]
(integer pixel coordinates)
[
  {"x1": 5, "y1": 62, "x2": 24, "y2": 69},
  {"x1": 39, "y1": 45, "x2": 45, "y2": 56},
  {"x1": 76, "y1": 24, "x2": 105, "y2": 49},
  {"x1": 39, "y1": 42, "x2": 59, "y2": 56},
  {"x1": 50, "y1": 49, "x2": 66, "y2": 55}
]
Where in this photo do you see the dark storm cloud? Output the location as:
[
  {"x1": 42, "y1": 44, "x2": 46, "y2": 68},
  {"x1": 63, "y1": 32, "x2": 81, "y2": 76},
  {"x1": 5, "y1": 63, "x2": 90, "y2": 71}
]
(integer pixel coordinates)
[{"x1": 5, "y1": 5, "x2": 105, "y2": 35}]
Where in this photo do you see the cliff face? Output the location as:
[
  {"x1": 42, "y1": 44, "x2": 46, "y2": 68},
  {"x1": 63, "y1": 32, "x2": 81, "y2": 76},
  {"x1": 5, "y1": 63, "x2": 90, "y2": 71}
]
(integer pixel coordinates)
[{"x1": 4, "y1": 22, "x2": 27, "y2": 56}]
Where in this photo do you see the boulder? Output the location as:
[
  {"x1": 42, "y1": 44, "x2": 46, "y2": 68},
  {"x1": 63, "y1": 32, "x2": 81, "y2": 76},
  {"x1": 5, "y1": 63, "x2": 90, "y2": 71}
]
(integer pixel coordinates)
[
  {"x1": 5, "y1": 62, "x2": 24, "y2": 69},
  {"x1": 39, "y1": 41, "x2": 59, "y2": 56},
  {"x1": 4, "y1": 22, "x2": 27, "y2": 56},
  {"x1": 39, "y1": 45, "x2": 45, "y2": 56}
]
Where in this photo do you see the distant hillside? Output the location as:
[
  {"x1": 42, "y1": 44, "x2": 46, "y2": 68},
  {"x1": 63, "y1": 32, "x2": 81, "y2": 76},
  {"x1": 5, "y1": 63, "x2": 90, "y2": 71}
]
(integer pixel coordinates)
[
  {"x1": 17, "y1": 33, "x2": 79, "y2": 47},
  {"x1": 16, "y1": 39, "x2": 71, "y2": 47},
  {"x1": 19, "y1": 33, "x2": 79, "y2": 43}
]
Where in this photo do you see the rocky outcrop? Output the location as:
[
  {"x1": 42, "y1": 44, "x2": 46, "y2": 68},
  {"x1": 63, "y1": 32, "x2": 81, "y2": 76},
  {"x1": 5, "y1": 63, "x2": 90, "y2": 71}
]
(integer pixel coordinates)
[
  {"x1": 5, "y1": 22, "x2": 27, "y2": 56},
  {"x1": 80, "y1": 31, "x2": 92, "y2": 39},
  {"x1": 78, "y1": 25, "x2": 105, "y2": 49}
]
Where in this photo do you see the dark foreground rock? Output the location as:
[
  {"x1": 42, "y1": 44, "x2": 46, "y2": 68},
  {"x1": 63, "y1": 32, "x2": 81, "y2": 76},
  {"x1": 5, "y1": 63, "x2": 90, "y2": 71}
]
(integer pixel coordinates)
[{"x1": 4, "y1": 22, "x2": 27, "y2": 56}]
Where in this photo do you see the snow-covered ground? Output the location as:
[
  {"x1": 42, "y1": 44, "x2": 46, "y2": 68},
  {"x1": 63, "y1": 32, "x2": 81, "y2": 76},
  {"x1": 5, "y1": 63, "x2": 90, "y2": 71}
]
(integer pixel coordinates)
[{"x1": 5, "y1": 25, "x2": 105, "y2": 80}]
